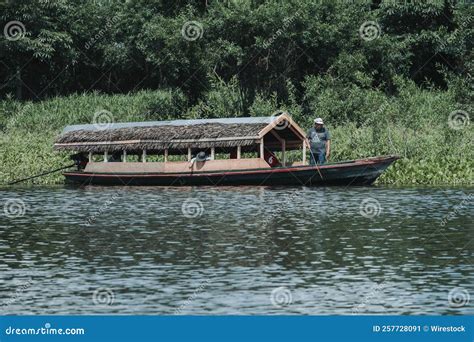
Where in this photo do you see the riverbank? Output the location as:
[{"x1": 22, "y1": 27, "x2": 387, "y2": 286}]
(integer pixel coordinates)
[{"x1": 0, "y1": 90, "x2": 472, "y2": 186}]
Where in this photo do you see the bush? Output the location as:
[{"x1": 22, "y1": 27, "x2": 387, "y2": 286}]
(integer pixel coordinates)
[{"x1": 0, "y1": 79, "x2": 472, "y2": 186}]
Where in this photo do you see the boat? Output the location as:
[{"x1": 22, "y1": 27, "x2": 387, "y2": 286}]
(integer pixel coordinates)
[{"x1": 54, "y1": 113, "x2": 399, "y2": 186}]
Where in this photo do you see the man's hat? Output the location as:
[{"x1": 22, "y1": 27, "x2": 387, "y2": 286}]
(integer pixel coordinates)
[
  {"x1": 314, "y1": 118, "x2": 324, "y2": 124},
  {"x1": 195, "y1": 151, "x2": 208, "y2": 162}
]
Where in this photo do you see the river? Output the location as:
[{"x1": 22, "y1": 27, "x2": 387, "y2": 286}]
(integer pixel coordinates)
[{"x1": 0, "y1": 186, "x2": 472, "y2": 315}]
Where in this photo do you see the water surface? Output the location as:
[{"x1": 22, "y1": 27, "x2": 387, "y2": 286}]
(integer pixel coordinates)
[{"x1": 0, "y1": 186, "x2": 472, "y2": 315}]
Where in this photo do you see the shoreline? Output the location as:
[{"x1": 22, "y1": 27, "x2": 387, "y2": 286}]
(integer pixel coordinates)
[
  {"x1": 1, "y1": 139, "x2": 472, "y2": 186},
  {"x1": 1, "y1": 91, "x2": 472, "y2": 187},
  {"x1": 2, "y1": 183, "x2": 474, "y2": 188},
  {"x1": 1, "y1": 170, "x2": 473, "y2": 187}
]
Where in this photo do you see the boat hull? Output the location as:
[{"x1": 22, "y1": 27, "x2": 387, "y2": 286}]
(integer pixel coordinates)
[{"x1": 62, "y1": 156, "x2": 399, "y2": 186}]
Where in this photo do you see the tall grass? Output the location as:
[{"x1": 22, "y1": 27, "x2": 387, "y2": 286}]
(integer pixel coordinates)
[
  {"x1": 330, "y1": 124, "x2": 473, "y2": 185},
  {"x1": 0, "y1": 83, "x2": 472, "y2": 186},
  {"x1": 0, "y1": 90, "x2": 187, "y2": 184}
]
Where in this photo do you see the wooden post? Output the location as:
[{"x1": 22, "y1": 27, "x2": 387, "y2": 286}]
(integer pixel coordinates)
[
  {"x1": 187, "y1": 148, "x2": 192, "y2": 161},
  {"x1": 104, "y1": 151, "x2": 108, "y2": 162},
  {"x1": 303, "y1": 142, "x2": 307, "y2": 164},
  {"x1": 237, "y1": 145, "x2": 241, "y2": 159},
  {"x1": 123, "y1": 150, "x2": 127, "y2": 163},
  {"x1": 88, "y1": 152, "x2": 92, "y2": 163},
  {"x1": 260, "y1": 139, "x2": 264, "y2": 159},
  {"x1": 282, "y1": 140, "x2": 286, "y2": 166},
  {"x1": 269, "y1": 130, "x2": 285, "y2": 165},
  {"x1": 164, "y1": 149, "x2": 168, "y2": 162},
  {"x1": 142, "y1": 150, "x2": 146, "y2": 163},
  {"x1": 211, "y1": 147, "x2": 215, "y2": 160}
]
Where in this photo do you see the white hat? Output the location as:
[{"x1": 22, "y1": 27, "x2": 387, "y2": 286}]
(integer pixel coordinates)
[{"x1": 314, "y1": 118, "x2": 324, "y2": 124}]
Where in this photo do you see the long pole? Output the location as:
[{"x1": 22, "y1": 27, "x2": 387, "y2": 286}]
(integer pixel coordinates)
[
  {"x1": 7, "y1": 164, "x2": 75, "y2": 185},
  {"x1": 309, "y1": 148, "x2": 324, "y2": 180}
]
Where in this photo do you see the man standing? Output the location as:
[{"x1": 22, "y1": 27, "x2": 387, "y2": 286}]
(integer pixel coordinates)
[{"x1": 307, "y1": 118, "x2": 331, "y2": 165}]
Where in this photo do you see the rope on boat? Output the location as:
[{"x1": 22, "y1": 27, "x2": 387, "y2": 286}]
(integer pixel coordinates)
[{"x1": 7, "y1": 164, "x2": 75, "y2": 185}]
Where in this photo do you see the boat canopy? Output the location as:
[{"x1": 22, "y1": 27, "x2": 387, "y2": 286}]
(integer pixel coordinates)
[{"x1": 54, "y1": 113, "x2": 307, "y2": 154}]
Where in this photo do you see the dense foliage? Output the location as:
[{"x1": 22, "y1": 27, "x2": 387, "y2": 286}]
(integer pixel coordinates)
[
  {"x1": 1, "y1": 1, "x2": 472, "y2": 103},
  {"x1": 0, "y1": 0, "x2": 472, "y2": 185}
]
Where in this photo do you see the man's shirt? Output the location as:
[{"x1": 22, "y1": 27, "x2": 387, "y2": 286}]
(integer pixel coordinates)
[{"x1": 307, "y1": 127, "x2": 331, "y2": 154}]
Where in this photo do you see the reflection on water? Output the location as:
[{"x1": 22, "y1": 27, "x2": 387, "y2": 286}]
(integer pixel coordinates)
[{"x1": 0, "y1": 186, "x2": 472, "y2": 315}]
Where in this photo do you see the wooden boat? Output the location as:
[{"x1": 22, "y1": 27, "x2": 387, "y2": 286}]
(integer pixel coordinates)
[{"x1": 54, "y1": 113, "x2": 398, "y2": 186}]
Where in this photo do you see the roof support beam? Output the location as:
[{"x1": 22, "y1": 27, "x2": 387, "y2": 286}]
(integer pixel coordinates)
[
  {"x1": 260, "y1": 138, "x2": 264, "y2": 159},
  {"x1": 257, "y1": 113, "x2": 306, "y2": 141},
  {"x1": 142, "y1": 150, "x2": 146, "y2": 163},
  {"x1": 302, "y1": 141, "x2": 306, "y2": 165},
  {"x1": 269, "y1": 129, "x2": 283, "y2": 142},
  {"x1": 237, "y1": 146, "x2": 241, "y2": 159},
  {"x1": 104, "y1": 151, "x2": 108, "y2": 163},
  {"x1": 269, "y1": 129, "x2": 286, "y2": 166}
]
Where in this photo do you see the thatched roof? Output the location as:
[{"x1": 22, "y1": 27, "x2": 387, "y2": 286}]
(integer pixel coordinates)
[
  {"x1": 54, "y1": 117, "x2": 279, "y2": 153},
  {"x1": 54, "y1": 114, "x2": 307, "y2": 153}
]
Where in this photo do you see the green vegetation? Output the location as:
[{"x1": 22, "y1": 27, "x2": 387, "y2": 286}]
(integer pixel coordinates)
[
  {"x1": 1, "y1": 81, "x2": 472, "y2": 185},
  {"x1": 0, "y1": 0, "x2": 472, "y2": 185}
]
